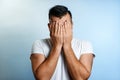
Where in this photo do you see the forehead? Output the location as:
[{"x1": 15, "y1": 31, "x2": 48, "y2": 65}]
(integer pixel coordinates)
[{"x1": 50, "y1": 13, "x2": 71, "y2": 22}]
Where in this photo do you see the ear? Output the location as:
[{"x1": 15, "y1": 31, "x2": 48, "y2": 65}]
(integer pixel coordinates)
[
  {"x1": 48, "y1": 23, "x2": 51, "y2": 31},
  {"x1": 48, "y1": 23, "x2": 50, "y2": 27},
  {"x1": 71, "y1": 21, "x2": 73, "y2": 29}
]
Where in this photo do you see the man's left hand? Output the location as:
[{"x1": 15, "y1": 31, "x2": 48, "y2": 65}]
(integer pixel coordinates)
[{"x1": 62, "y1": 20, "x2": 73, "y2": 48}]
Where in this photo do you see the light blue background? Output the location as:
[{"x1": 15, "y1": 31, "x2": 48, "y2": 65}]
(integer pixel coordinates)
[{"x1": 0, "y1": 0, "x2": 120, "y2": 80}]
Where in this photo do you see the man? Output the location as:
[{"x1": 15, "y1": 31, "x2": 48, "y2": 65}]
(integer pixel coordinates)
[{"x1": 30, "y1": 5, "x2": 95, "y2": 80}]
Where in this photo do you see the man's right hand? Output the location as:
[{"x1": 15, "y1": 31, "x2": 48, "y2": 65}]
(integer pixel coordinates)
[{"x1": 48, "y1": 21, "x2": 63, "y2": 48}]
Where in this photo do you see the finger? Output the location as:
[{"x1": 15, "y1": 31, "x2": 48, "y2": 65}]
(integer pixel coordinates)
[
  {"x1": 60, "y1": 23, "x2": 63, "y2": 38},
  {"x1": 68, "y1": 20, "x2": 72, "y2": 29},
  {"x1": 58, "y1": 23, "x2": 61, "y2": 34},
  {"x1": 64, "y1": 21, "x2": 67, "y2": 33},
  {"x1": 66, "y1": 21, "x2": 72, "y2": 33},
  {"x1": 60, "y1": 25, "x2": 64, "y2": 40},
  {"x1": 68, "y1": 21, "x2": 72, "y2": 29},
  {"x1": 55, "y1": 21, "x2": 59, "y2": 34},
  {"x1": 61, "y1": 22, "x2": 65, "y2": 37}
]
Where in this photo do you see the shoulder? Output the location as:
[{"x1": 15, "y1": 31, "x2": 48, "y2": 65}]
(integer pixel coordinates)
[
  {"x1": 32, "y1": 38, "x2": 51, "y2": 52},
  {"x1": 72, "y1": 38, "x2": 93, "y2": 52},
  {"x1": 72, "y1": 38, "x2": 92, "y2": 45},
  {"x1": 33, "y1": 38, "x2": 51, "y2": 46},
  {"x1": 81, "y1": 40, "x2": 93, "y2": 48},
  {"x1": 31, "y1": 38, "x2": 51, "y2": 55}
]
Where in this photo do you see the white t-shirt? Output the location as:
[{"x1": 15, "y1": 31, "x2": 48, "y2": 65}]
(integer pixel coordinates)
[{"x1": 31, "y1": 38, "x2": 94, "y2": 80}]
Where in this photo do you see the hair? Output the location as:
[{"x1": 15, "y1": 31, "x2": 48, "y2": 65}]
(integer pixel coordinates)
[{"x1": 48, "y1": 5, "x2": 72, "y2": 20}]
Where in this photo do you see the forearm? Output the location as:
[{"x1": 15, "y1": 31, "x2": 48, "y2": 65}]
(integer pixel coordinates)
[
  {"x1": 63, "y1": 45, "x2": 90, "y2": 80},
  {"x1": 35, "y1": 45, "x2": 61, "y2": 80}
]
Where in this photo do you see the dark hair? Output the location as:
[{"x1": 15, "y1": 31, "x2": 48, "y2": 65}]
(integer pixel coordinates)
[{"x1": 49, "y1": 5, "x2": 72, "y2": 19}]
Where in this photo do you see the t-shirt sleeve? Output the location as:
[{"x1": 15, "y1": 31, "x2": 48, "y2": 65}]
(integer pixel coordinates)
[
  {"x1": 31, "y1": 40, "x2": 44, "y2": 55},
  {"x1": 81, "y1": 41, "x2": 94, "y2": 54}
]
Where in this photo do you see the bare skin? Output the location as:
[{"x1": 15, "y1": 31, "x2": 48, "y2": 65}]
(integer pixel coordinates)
[{"x1": 30, "y1": 13, "x2": 94, "y2": 80}]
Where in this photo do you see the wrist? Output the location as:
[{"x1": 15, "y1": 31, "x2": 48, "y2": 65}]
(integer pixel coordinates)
[
  {"x1": 63, "y1": 43, "x2": 72, "y2": 49},
  {"x1": 53, "y1": 44, "x2": 62, "y2": 50},
  {"x1": 51, "y1": 44, "x2": 62, "y2": 55}
]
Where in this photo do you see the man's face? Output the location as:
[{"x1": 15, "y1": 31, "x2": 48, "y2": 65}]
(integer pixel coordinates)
[{"x1": 48, "y1": 13, "x2": 73, "y2": 30}]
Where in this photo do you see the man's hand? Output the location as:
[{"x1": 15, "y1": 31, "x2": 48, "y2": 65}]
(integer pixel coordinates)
[
  {"x1": 48, "y1": 20, "x2": 73, "y2": 49},
  {"x1": 63, "y1": 20, "x2": 73, "y2": 48},
  {"x1": 49, "y1": 21, "x2": 64, "y2": 48}
]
